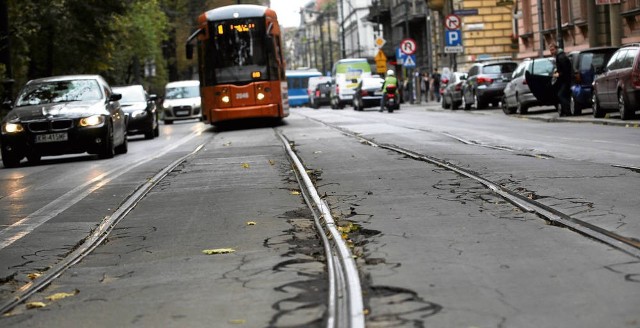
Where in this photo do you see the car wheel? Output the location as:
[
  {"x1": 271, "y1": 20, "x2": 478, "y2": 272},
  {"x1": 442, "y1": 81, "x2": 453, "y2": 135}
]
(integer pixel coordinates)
[
  {"x1": 618, "y1": 91, "x2": 633, "y2": 120},
  {"x1": 154, "y1": 124, "x2": 160, "y2": 137},
  {"x1": 501, "y1": 96, "x2": 516, "y2": 114},
  {"x1": 1, "y1": 147, "x2": 21, "y2": 168},
  {"x1": 164, "y1": 119, "x2": 173, "y2": 125},
  {"x1": 115, "y1": 134, "x2": 128, "y2": 154},
  {"x1": 516, "y1": 95, "x2": 528, "y2": 114},
  {"x1": 450, "y1": 96, "x2": 458, "y2": 110},
  {"x1": 570, "y1": 96, "x2": 582, "y2": 116},
  {"x1": 462, "y1": 93, "x2": 471, "y2": 110},
  {"x1": 592, "y1": 93, "x2": 605, "y2": 118},
  {"x1": 441, "y1": 94, "x2": 449, "y2": 109},
  {"x1": 98, "y1": 130, "x2": 115, "y2": 159}
]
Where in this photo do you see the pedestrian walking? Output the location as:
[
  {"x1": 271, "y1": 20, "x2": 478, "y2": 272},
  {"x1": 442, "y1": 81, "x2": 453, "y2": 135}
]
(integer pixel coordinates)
[
  {"x1": 431, "y1": 68, "x2": 441, "y2": 102},
  {"x1": 421, "y1": 72, "x2": 429, "y2": 103}
]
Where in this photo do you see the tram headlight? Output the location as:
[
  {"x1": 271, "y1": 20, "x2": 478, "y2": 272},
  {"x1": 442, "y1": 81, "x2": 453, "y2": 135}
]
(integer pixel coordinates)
[
  {"x1": 222, "y1": 95, "x2": 230, "y2": 103},
  {"x1": 256, "y1": 92, "x2": 265, "y2": 100}
]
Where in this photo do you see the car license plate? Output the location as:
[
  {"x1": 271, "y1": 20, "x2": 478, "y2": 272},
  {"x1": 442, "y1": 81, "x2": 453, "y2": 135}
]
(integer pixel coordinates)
[
  {"x1": 35, "y1": 132, "x2": 68, "y2": 143},
  {"x1": 374, "y1": 91, "x2": 382, "y2": 96},
  {"x1": 176, "y1": 110, "x2": 189, "y2": 115}
]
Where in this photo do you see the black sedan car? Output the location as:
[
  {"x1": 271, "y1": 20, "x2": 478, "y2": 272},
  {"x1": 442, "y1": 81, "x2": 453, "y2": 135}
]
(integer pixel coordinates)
[
  {"x1": 113, "y1": 85, "x2": 159, "y2": 139},
  {"x1": 1, "y1": 75, "x2": 128, "y2": 168},
  {"x1": 352, "y1": 76, "x2": 385, "y2": 111}
]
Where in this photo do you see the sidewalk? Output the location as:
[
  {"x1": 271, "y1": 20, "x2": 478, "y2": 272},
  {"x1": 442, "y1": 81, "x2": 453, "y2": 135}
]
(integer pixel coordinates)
[{"x1": 412, "y1": 100, "x2": 640, "y2": 128}]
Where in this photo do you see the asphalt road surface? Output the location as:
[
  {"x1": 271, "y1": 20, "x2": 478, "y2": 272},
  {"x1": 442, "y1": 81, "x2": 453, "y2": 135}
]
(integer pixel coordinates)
[{"x1": 1, "y1": 103, "x2": 639, "y2": 328}]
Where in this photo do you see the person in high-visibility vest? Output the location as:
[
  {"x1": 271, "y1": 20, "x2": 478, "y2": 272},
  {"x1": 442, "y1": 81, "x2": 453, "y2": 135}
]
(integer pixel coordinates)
[{"x1": 380, "y1": 69, "x2": 398, "y2": 112}]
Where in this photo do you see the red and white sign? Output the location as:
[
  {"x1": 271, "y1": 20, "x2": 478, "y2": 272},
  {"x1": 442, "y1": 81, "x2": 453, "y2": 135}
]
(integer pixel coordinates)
[
  {"x1": 444, "y1": 14, "x2": 461, "y2": 30},
  {"x1": 400, "y1": 38, "x2": 417, "y2": 55}
]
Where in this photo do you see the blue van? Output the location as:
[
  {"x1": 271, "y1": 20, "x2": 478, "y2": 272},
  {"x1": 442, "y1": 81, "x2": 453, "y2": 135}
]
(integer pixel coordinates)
[{"x1": 568, "y1": 47, "x2": 618, "y2": 115}]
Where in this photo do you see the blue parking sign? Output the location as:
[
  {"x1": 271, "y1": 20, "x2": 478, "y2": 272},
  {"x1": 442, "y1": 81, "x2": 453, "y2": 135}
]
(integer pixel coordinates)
[{"x1": 445, "y1": 30, "x2": 462, "y2": 47}]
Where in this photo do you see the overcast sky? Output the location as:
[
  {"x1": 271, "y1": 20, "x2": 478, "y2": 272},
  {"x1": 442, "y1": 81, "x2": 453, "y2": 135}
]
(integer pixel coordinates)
[{"x1": 270, "y1": 0, "x2": 310, "y2": 27}]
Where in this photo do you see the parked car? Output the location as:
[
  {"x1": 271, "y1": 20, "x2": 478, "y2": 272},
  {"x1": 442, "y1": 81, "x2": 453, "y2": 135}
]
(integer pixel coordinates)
[
  {"x1": 502, "y1": 57, "x2": 555, "y2": 114},
  {"x1": 567, "y1": 46, "x2": 618, "y2": 115},
  {"x1": 1, "y1": 75, "x2": 128, "y2": 168},
  {"x1": 441, "y1": 72, "x2": 467, "y2": 110},
  {"x1": 162, "y1": 80, "x2": 202, "y2": 124},
  {"x1": 352, "y1": 76, "x2": 385, "y2": 111},
  {"x1": 461, "y1": 60, "x2": 518, "y2": 110},
  {"x1": 113, "y1": 85, "x2": 159, "y2": 139},
  {"x1": 308, "y1": 76, "x2": 332, "y2": 108},
  {"x1": 310, "y1": 80, "x2": 332, "y2": 109},
  {"x1": 592, "y1": 43, "x2": 640, "y2": 120}
]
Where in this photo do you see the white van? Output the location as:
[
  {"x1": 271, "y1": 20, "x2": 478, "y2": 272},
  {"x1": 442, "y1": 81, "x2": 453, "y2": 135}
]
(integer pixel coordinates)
[
  {"x1": 330, "y1": 58, "x2": 372, "y2": 109},
  {"x1": 162, "y1": 80, "x2": 201, "y2": 124}
]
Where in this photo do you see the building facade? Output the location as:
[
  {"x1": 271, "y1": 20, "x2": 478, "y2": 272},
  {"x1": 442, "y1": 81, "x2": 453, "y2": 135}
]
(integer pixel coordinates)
[{"x1": 289, "y1": 0, "x2": 640, "y2": 77}]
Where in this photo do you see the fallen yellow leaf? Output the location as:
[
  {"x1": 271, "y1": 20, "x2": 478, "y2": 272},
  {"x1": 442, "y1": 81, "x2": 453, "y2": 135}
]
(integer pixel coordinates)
[
  {"x1": 246, "y1": 221, "x2": 256, "y2": 226},
  {"x1": 290, "y1": 191, "x2": 300, "y2": 195},
  {"x1": 26, "y1": 302, "x2": 46, "y2": 309},
  {"x1": 27, "y1": 272, "x2": 42, "y2": 280},
  {"x1": 46, "y1": 290, "x2": 78, "y2": 301},
  {"x1": 268, "y1": 160, "x2": 275, "y2": 165},
  {"x1": 202, "y1": 248, "x2": 236, "y2": 255}
]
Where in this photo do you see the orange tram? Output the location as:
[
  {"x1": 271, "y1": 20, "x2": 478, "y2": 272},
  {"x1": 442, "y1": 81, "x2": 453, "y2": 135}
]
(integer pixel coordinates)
[{"x1": 186, "y1": 5, "x2": 289, "y2": 126}]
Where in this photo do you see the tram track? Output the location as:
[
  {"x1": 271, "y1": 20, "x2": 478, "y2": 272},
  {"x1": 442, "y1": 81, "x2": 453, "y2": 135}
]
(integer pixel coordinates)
[
  {"x1": 276, "y1": 130, "x2": 365, "y2": 328},
  {"x1": 1, "y1": 128, "x2": 367, "y2": 328},
  {"x1": 302, "y1": 117, "x2": 640, "y2": 260}
]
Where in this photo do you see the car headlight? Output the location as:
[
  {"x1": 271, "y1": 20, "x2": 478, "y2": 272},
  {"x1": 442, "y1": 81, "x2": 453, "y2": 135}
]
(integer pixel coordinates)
[
  {"x1": 163, "y1": 103, "x2": 170, "y2": 109},
  {"x1": 2, "y1": 122, "x2": 24, "y2": 134},
  {"x1": 79, "y1": 115, "x2": 105, "y2": 127}
]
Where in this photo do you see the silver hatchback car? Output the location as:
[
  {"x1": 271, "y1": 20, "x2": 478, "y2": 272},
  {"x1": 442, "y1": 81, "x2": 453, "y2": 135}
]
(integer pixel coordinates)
[{"x1": 502, "y1": 57, "x2": 555, "y2": 114}]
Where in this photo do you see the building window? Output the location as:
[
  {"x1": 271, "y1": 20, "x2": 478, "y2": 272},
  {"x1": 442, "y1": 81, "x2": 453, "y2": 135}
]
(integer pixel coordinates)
[{"x1": 523, "y1": 0, "x2": 533, "y2": 34}]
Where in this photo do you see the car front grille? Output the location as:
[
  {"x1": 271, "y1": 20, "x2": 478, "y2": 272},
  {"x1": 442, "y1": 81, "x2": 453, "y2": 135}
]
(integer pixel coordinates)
[{"x1": 27, "y1": 120, "x2": 74, "y2": 133}]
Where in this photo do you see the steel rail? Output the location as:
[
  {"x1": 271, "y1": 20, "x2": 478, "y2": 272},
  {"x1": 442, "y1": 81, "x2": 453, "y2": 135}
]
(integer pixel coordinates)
[
  {"x1": 276, "y1": 130, "x2": 365, "y2": 328},
  {"x1": 0, "y1": 144, "x2": 206, "y2": 315},
  {"x1": 309, "y1": 120, "x2": 640, "y2": 260}
]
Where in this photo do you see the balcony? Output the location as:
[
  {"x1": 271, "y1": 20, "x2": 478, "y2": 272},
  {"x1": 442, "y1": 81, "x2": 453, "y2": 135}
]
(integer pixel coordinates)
[
  {"x1": 366, "y1": 0, "x2": 391, "y2": 23},
  {"x1": 391, "y1": 0, "x2": 427, "y2": 27}
]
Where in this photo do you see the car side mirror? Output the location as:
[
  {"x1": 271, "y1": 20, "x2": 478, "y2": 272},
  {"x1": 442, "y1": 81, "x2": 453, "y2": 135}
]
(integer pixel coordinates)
[{"x1": 110, "y1": 93, "x2": 122, "y2": 101}]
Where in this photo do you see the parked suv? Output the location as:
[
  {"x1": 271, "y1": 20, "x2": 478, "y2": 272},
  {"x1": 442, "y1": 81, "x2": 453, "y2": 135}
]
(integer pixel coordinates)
[
  {"x1": 592, "y1": 43, "x2": 640, "y2": 120},
  {"x1": 502, "y1": 57, "x2": 555, "y2": 115},
  {"x1": 568, "y1": 47, "x2": 618, "y2": 115},
  {"x1": 461, "y1": 59, "x2": 518, "y2": 110}
]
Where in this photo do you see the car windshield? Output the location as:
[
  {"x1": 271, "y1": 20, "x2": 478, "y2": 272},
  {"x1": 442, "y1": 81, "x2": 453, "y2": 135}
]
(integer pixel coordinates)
[
  {"x1": 165, "y1": 86, "x2": 199, "y2": 99},
  {"x1": 483, "y1": 63, "x2": 517, "y2": 74},
  {"x1": 114, "y1": 87, "x2": 146, "y2": 103},
  {"x1": 15, "y1": 79, "x2": 103, "y2": 107}
]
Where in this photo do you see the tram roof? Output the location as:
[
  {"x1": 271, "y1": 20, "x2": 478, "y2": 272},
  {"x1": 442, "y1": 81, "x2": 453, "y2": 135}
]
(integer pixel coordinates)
[{"x1": 205, "y1": 5, "x2": 269, "y2": 21}]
